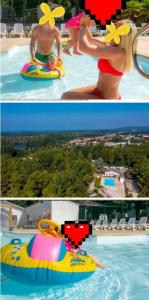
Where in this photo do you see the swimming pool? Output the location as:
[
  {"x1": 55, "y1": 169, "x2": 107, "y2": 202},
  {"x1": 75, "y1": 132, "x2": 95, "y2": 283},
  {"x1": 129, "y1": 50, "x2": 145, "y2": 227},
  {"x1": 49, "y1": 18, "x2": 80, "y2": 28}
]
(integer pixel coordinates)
[
  {"x1": 1, "y1": 45, "x2": 149, "y2": 100},
  {"x1": 1, "y1": 232, "x2": 149, "y2": 300},
  {"x1": 104, "y1": 177, "x2": 115, "y2": 187}
]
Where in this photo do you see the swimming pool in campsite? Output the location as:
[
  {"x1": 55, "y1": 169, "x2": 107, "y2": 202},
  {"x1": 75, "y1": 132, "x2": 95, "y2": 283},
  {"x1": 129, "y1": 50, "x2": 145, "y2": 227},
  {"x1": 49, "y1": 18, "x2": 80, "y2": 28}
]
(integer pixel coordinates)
[
  {"x1": 1, "y1": 232, "x2": 149, "y2": 300},
  {"x1": 1, "y1": 45, "x2": 149, "y2": 100},
  {"x1": 104, "y1": 177, "x2": 115, "y2": 187}
]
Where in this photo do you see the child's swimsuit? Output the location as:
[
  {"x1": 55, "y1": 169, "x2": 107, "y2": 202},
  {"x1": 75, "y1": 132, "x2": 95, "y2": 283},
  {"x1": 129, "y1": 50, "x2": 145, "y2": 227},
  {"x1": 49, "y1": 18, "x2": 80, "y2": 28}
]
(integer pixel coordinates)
[
  {"x1": 93, "y1": 58, "x2": 123, "y2": 99},
  {"x1": 65, "y1": 12, "x2": 84, "y2": 32},
  {"x1": 35, "y1": 51, "x2": 55, "y2": 63}
]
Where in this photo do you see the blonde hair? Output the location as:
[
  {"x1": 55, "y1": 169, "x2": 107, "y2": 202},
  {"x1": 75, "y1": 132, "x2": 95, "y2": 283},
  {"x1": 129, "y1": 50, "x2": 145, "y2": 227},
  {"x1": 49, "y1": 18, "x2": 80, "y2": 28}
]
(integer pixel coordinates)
[{"x1": 118, "y1": 20, "x2": 137, "y2": 72}]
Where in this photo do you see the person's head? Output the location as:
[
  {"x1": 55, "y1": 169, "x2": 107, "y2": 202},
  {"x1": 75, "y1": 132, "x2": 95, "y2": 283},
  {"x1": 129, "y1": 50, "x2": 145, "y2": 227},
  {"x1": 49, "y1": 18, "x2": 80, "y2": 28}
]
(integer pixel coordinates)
[
  {"x1": 48, "y1": 56, "x2": 57, "y2": 68},
  {"x1": 115, "y1": 20, "x2": 137, "y2": 72},
  {"x1": 80, "y1": 14, "x2": 91, "y2": 27}
]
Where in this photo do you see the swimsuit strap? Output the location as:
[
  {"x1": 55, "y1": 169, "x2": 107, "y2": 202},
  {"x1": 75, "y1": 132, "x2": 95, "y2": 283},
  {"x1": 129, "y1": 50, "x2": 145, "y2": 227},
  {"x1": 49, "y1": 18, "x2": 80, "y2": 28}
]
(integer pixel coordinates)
[{"x1": 98, "y1": 59, "x2": 123, "y2": 76}]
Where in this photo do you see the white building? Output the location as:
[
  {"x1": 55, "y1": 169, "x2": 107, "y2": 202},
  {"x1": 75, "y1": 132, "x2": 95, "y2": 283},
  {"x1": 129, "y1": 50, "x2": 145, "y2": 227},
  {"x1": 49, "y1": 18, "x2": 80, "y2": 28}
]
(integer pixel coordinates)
[
  {"x1": 0, "y1": 201, "x2": 24, "y2": 231},
  {"x1": 18, "y1": 201, "x2": 79, "y2": 227},
  {"x1": 0, "y1": 201, "x2": 79, "y2": 230},
  {"x1": 104, "y1": 169, "x2": 125, "y2": 183}
]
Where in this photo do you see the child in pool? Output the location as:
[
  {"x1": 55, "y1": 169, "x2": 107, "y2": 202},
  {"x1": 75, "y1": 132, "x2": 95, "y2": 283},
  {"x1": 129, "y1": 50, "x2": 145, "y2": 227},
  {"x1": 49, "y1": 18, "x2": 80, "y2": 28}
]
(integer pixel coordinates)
[
  {"x1": 65, "y1": 240, "x2": 104, "y2": 269},
  {"x1": 63, "y1": 12, "x2": 85, "y2": 55},
  {"x1": 46, "y1": 56, "x2": 62, "y2": 79}
]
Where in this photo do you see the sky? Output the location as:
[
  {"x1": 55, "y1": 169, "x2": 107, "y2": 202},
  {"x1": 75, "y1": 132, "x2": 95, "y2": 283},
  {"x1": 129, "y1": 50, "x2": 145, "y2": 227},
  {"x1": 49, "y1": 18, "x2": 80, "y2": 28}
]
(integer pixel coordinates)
[{"x1": 1, "y1": 103, "x2": 149, "y2": 132}]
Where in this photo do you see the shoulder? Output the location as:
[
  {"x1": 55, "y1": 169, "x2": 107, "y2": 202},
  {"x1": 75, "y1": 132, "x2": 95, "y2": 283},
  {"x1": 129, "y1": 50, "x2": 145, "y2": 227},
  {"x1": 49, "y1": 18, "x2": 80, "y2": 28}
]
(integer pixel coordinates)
[
  {"x1": 32, "y1": 25, "x2": 41, "y2": 35},
  {"x1": 53, "y1": 26, "x2": 60, "y2": 35}
]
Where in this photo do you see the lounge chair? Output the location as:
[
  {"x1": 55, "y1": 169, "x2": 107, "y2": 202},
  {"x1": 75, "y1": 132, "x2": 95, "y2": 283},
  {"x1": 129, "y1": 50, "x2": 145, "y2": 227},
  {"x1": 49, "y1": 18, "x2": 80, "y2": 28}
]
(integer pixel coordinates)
[
  {"x1": 99, "y1": 30, "x2": 108, "y2": 37},
  {"x1": 126, "y1": 218, "x2": 136, "y2": 230},
  {"x1": 11, "y1": 23, "x2": 24, "y2": 38},
  {"x1": 0, "y1": 23, "x2": 7, "y2": 38},
  {"x1": 60, "y1": 23, "x2": 68, "y2": 37},
  {"x1": 116, "y1": 218, "x2": 126, "y2": 230},
  {"x1": 99, "y1": 219, "x2": 108, "y2": 230},
  {"x1": 136, "y1": 217, "x2": 149, "y2": 230},
  {"x1": 108, "y1": 219, "x2": 117, "y2": 230},
  {"x1": 93, "y1": 220, "x2": 101, "y2": 230},
  {"x1": 29, "y1": 23, "x2": 38, "y2": 37},
  {"x1": 90, "y1": 26, "x2": 99, "y2": 36}
]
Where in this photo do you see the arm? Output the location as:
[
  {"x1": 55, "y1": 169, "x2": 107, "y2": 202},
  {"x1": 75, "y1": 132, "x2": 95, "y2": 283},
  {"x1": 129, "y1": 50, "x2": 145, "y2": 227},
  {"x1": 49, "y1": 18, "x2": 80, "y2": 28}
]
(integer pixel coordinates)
[
  {"x1": 30, "y1": 28, "x2": 38, "y2": 60},
  {"x1": 55, "y1": 28, "x2": 62, "y2": 59},
  {"x1": 79, "y1": 27, "x2": 123, "y2": 59},
  {"x1": 54, "y1": 66, "x2": 62, "y2": 78},
  {"x1": 86, "y1": 27, "x2": 106, "y2": 48}
]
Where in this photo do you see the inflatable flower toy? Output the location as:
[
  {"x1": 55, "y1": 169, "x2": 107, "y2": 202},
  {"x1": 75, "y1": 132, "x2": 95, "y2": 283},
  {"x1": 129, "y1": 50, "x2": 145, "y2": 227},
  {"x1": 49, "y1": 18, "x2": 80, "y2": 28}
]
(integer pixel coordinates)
[
  {"x1": 39, "y1": 3, "x2": 65, "y2": 27},
  {"x1": 104, "y1": 22, "x2": 131, "y2": 44}
]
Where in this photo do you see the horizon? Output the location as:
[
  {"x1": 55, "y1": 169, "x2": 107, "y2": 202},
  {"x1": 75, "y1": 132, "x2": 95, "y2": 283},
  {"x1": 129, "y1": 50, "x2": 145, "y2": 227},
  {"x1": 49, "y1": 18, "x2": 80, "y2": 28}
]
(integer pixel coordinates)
[
  {"x1": 2, "y1": 125, "x2": 149, "y2": 134},
  {"x1": 2, "y1": 103, "x2": 149, "y2": 132}
]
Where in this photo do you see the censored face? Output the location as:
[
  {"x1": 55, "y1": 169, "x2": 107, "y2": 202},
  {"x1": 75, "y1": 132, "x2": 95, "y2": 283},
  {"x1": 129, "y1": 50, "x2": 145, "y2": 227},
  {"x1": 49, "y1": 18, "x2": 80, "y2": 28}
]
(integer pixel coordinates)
[{"x1": 79, "y1": 0, "x2": 126, "y2": 29}]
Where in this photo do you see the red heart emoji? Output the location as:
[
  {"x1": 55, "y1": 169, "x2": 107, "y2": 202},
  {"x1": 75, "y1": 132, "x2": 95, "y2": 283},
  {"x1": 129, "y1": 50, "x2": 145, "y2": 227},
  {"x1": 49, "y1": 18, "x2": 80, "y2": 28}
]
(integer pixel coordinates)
[
  {"x1": 80, "y1": 0, "x2": 126, "y2": 29},
  {"x1": 61, "y1": 221, "x2": 92, "y2": 248}
]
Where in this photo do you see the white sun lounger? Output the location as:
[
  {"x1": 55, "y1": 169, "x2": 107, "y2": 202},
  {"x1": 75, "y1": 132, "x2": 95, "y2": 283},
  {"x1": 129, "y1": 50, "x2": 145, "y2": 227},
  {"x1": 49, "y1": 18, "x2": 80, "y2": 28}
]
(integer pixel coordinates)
[
  {"x1": 108, "y1": 219, "x2": 117, "y2": 230},
  {"x1": 90, "y1": 26, "x2": 99, "y2": 36},
  {"x1": 11, "y1": 23, "x2": 24, "y2": 38},
  {"x1": 126, "y1": 218, "x2": 136, "y2": 230},
  {"x1": 29, "y1": 23, "x2": 38, "y2": 37},
  {"x1": 116, "y1": 218, "x2": 126, "y2": 230},
  {"x1": 99, "y1": 219, "x2": 108, "y2": 230},
  {"x1": 136, "y1": 217, "x2": 149, "y2": 230},
  {"x1": 0, "y1": 23, "x2": 7, "y2": 38},
  {"x1": 93, "y1": 220, "x2": 101, "y2": 230},
  {"x1": 60, "y1": 23, "x2": 68, "y2": 37}
]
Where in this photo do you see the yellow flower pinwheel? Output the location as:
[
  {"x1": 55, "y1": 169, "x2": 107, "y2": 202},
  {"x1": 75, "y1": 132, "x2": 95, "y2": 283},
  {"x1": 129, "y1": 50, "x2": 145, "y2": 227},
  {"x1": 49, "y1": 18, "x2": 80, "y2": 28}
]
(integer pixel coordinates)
[
  {"x1": 39, "y1": 3, "x2": 65, "y2": 27},
  {"x1": 104, "y1": 22, "x2": 131, "y2": 44}
]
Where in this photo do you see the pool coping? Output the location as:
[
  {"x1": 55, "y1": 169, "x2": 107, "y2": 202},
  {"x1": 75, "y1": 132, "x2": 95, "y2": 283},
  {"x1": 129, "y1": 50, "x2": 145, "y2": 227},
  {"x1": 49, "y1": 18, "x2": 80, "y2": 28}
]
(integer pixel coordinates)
[{"x1": 3, "y1": 229, "x2": 149, "y2": 236}]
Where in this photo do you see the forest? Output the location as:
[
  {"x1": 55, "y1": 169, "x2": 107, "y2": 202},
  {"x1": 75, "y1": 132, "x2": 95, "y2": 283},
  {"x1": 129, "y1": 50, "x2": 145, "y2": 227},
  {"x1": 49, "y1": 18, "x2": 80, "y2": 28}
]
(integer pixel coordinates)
[
  {"x1": 1, "y1": 0, "x2": 149, "y2": 25},
  {"x1": 1, "y1": 134, "x2": 149, "y2": 198}
]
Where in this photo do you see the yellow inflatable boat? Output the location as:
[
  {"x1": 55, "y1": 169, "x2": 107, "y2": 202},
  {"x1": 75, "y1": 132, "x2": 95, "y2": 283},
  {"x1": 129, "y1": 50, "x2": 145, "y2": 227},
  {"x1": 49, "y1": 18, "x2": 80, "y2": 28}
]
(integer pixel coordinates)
[{"x1": 0, "y1": 235, "x2": 96, "y2": 285}]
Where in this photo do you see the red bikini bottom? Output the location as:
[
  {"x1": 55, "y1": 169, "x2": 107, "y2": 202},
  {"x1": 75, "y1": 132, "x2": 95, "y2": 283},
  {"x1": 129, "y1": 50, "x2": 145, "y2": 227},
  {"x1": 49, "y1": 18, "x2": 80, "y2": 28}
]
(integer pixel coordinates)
[{"x1": 93, "y1": 87, "x2": 121, "y2": 100}]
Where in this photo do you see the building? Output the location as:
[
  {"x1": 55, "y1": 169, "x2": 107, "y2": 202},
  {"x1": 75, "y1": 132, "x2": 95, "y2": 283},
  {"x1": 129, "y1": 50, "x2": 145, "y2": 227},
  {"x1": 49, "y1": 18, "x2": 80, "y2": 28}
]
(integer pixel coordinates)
[
  {"x1": 104, "y1": 168, "x2": 125, "y2": 183},
  {"x1": 0, "y1": 201, "x2": 24, "y2": 231},
  {"x1": 0, "y1": 201, "x2": 79, "y2": 230}
]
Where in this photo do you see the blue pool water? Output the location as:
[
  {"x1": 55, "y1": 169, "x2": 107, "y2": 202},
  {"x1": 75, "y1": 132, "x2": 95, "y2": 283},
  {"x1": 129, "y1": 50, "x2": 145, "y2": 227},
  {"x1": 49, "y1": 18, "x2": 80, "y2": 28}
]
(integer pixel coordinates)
[
  {"x1": 1, "y1": 45, "x2": 149, "y2": 100},
  {"x1": 137, "y1": 56, "x2": 149, "y2": 75},
  {"x1": 1, "y1": 232, "x2": 149, "y2": 300},
  {"x1": 104, "y1": 178, "x2": 115, "y2": 187}
]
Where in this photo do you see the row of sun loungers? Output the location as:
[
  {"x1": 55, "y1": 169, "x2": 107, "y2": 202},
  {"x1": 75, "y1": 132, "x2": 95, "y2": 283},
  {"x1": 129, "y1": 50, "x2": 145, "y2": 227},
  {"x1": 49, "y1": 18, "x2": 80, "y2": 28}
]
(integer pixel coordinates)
[
  {"x1": 91, "y1": 217, "x2": 149, "y2": 231},
  {"x1": 0, "y1": 23, "x2": 101, "y2": 38}
]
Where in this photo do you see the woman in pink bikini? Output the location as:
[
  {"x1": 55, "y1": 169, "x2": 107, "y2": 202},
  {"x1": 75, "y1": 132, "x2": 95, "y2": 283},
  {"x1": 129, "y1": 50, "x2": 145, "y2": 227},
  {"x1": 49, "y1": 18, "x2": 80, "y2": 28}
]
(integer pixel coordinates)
[{"x1": 62, "y1": 17, "x2": 137, "y2": 100}]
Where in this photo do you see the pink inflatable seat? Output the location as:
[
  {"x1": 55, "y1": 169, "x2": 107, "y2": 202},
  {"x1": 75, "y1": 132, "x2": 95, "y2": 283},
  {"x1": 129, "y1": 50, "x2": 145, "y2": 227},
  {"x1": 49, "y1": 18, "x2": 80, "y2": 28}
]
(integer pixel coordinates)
[{"x1": 27, "y1": 234, "x2": 66, "y2": 262}]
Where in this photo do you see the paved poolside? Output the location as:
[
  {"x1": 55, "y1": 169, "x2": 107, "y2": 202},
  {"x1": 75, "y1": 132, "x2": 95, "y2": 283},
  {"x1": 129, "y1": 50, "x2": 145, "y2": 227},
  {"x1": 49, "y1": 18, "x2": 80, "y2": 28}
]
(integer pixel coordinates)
[
  {"x1": 0, "y1": 36, "x2": 149, "y2": 57},
  {"x1": 0, "y1": 37, "x2": 68, "y2": 52},
  {"x1": 11, "y1": 228, "x2": 149, "y2": 236}
]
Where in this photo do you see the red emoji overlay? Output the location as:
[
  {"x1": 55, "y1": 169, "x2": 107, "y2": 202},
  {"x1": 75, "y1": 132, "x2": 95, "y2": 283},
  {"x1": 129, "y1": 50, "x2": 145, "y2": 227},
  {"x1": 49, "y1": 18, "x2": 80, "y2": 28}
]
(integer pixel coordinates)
[
  {"x1": 79, "y1": 0, "x2": 127, "y2": 29},
  {"x1": 61, "y1": 221, "x2": 92, "y2": 249}
]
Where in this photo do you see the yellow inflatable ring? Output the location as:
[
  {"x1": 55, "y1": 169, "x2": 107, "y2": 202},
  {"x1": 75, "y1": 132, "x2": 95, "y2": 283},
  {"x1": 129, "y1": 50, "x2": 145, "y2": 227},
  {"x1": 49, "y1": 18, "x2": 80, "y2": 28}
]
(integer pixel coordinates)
[
  {"x1": 37, "y1": 219, "x2": 61, "y2": 238},
  {"x1": 21, "y1": 59, "x2": 65, "y2": 79}
]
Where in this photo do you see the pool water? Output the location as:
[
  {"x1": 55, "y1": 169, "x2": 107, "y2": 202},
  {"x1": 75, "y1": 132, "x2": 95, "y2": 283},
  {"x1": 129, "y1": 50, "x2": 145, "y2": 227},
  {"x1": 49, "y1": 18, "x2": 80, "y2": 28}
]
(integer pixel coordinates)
[
  {"x1": 137, "y1": 56, "x2": 149, "y2": 75},
  {"x1": 1, "y1": 45, "x2": 149, "y2": 100},
  {"x1": 1, "y1": 232, "x2": 149, "y2": 300},
  {"x1": 104, "y1": 178, "x2": 115, "y2": 187}
]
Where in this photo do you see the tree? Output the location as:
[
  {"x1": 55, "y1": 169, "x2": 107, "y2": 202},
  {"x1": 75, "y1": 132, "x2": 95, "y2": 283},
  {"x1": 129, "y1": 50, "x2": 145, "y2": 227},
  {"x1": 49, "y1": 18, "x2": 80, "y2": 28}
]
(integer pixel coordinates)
[{"x1": 95, "y1": 157, "x2": 105, "y2": 171}]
